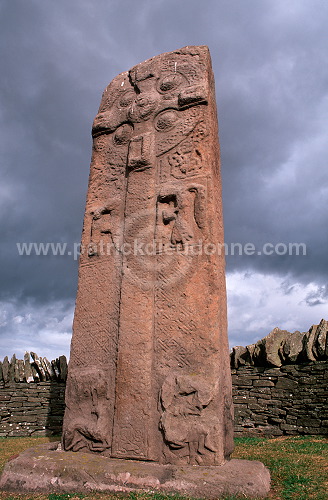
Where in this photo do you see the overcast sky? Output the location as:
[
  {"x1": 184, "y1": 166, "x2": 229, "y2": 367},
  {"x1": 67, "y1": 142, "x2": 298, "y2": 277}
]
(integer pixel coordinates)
[{"x1": 1, "y1": 0, "x2": 327, "y2": 360}]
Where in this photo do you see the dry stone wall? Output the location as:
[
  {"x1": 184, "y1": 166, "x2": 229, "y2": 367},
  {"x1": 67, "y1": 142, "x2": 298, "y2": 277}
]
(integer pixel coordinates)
[
  {"x1": 0, "y1": 353, "x2": 67, "y2": 437},
  {"x1": 231, "y1": 319, "x2": 328, "y2": 436},
  {"x1": 232, "y1": 361, "x2": 328, "y2": 436},
  {"x1": 1, "y1": 320, "x2": 327, "y2": 437}
]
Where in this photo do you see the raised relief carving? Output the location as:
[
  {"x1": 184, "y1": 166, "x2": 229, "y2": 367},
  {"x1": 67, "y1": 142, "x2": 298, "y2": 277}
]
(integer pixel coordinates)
[
  {"x1": 168, "y1": 142, "x2": 202, "y2": 178},
  {"x1": 88, "y1": 207, "x2": 112, "y2": 257},
  {"x1": 88, "y1": 200, "x2": 122, "y2": 257},
  {"x1": 154, "y1": 110, "x2": 179, "y2": 132},
  {"x1": 156, "y1": 72, "x2": 188, "y2": 96},
  {"x1": 128, "y1": 94, "x2": 158, "y2": 123},
  {"x1": 127, "y1": 132, "x2": 154, "y2": 171},
  {"x1": 169, "y1": 121, "x2": 208, "y2": 178},
  {"x1": 113, "y1": 123, "x2": 134, "y2": 147},
  {"x1": 62, "y1": 368, "x2": 111, "y2": 453},
  {"x1": 91, "y1": 60, "x2": 209, "y2": 178},
  {"x1": 112, "y1": 424, "x2": 147, "y2": 459},
  {"x1": 155, "y1": 107, "x2": 206, "y2": 158},
  {"x1": 69, "y1": 325, "x2": 116, "y2": 366},
  {"x1": 156, "y1": 182, "x2": 206, "y2": 249},
  {"x1": 157, "y1": 118, "x2": 209, "y2": 180},
  {"x1": 157, "y1": 338, "x2": 191, "y2": 369},
  {"x1": 178, "y1": 84, "x2": 208, "y2": 107},
  {"x1": 159, "y1": 374, "x2": 217, "y2": 464}
]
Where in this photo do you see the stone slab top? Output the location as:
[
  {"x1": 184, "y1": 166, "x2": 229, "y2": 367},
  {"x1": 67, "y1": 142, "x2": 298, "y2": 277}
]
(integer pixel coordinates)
[{"x1": 0, "y1": 442, "x2": 271, "y2": 499}]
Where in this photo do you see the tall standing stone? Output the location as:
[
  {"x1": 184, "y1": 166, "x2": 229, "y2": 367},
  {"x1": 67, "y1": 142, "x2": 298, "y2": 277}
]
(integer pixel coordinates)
[{"x1": 62, "y1": 45, "x2": 234, "y2": 466}]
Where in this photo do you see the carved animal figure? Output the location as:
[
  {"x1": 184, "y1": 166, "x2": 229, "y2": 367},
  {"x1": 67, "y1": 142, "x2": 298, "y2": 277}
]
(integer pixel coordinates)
[
  {"x1": 160, "y1": 373, "x2": 217, "y2": 464},
  {"x1": 62, "y1": 368, "x2": 111, "y2": 452}
]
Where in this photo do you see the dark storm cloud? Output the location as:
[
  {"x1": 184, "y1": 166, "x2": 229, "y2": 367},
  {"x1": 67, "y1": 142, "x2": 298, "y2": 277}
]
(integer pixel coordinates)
[
  {"x1": 210, "y1": 1, "x2": 328, "y2": 281},
  {"x1": 0, "y1": 0, "x2": 327, "y2": 357}
]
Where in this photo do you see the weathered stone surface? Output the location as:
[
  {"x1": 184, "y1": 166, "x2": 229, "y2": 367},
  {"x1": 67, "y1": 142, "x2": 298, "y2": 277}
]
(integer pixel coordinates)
[
  {"x1": 23, "y1": 352, "x2": 34, "y2": 383},
  {"x1": 246, "y1": 343, "x2": 256, "y2": 361},
  {"x1": 31, "y1": 353, "x2": 46, "y2": 382},
  {"x1": 17, "y1": 360, "x2": 25, "y2": 382},
  {"x1": 58, "y1": 356, "x2": 68, "y2": 382},
  {"x1": 9, "y1": 355, "x2": 16, "y2": 382},
  {"x1": 62, "y1": 45, "x2": 234, "y2": 466},
  {"x1": 0, "y1": 381, "x2": 66, "y2": 437},
  {"x1": 13, "y1": 356, "x2": 21, "y2": 383},
  {"x1": 279, "y1": 330, "x2": 304, "y2": 364},
  {"x1": 252, "y1": 340, "x2": 265, "y2": 366},
  {"x1": 253, "y1": 380, "x2": 275, "y2": 387},
  {"x1": 302, "y1": 324, "x2": 317, "y2": 362},
  {"x1": 230, "y1": 320, "x2": 328, "y2": 368},
  {"x1": 51, "y1": 359, "x2": 60, "y2": 379},
  {"x1": 2, "y1": 357, "x2": 10, "y2": 383},
  {"x1": 313, "y1": 319, "x2": 328, "y2": 359},
  {"x1": 0, "y1": 359, "x2": 327, "y2": 440},
  {"x1": 255, "y1": 328, "x2": 290, "y2": 367},
  {"x1": 231, "y1": 345, "x2": 249, "y2": 368},
  {"x1": 275, "y1": 377, "x2": 298, "y2": 389},
  {"x1": 0, "y1": 443, "x2": 271, "y2": 499},
  {"x1": 42, "y1": 357, "x2": 56, "y2": 381},
  {"x1": 40, "y1": 358, "x2": 50, "y2": 381}
]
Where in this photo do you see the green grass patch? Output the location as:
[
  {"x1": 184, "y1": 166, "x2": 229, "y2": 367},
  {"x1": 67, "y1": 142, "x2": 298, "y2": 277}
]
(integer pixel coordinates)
[{"x1": 232, "y1": 435, "x2": 328, "y2": 499}]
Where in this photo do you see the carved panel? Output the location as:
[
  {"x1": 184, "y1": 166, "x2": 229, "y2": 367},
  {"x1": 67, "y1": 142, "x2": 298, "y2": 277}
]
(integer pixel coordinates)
[
  {"x1": 159, "y1": 373, "x2": 218, "y2": 465},
  {"x1": 87, "y1": 200, "x2": 122, "y2": 258},
  {"x1": 111, "y1": 423, "x2": 147, "y2": 459},
  {"x1": 155, "y1": 107, "x2": 206, "y2": 158},
  {"x1": 156, "y1": 71, "x2": 188, "y2": 94},
  {"x1": 156, "y1": 181, "x2": 207, "y2": 249},
  {"x1": 62, "y1": 368, "x2": 112, "y2": 453}
]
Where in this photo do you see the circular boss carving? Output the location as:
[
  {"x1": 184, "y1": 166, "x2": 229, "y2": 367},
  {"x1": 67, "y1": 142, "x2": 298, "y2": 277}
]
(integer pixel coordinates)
[
  {"x1": 157, "y1": 72, "x2": 186, "y2": 93},
  {"x1": 154, "y1": 110, "x2": 178, "y2": 132},
  {"x1": 118, "y1": 91, "x2": 135, "y2": 108},
  {"x1": 113, "y1": 123, "x2": 133, "y2": 146}
]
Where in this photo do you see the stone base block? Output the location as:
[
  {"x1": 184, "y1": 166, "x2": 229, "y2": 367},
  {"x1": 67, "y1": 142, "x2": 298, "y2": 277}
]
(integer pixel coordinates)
[{"x1": 0, "y1": 442, "x2": 270, "y2": 498}]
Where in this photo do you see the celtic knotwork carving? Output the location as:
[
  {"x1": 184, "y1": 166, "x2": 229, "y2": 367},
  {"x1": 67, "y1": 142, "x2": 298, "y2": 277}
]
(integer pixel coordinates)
[{"x1": 158, "y1": 338, "x2": 191, "y2": 369}]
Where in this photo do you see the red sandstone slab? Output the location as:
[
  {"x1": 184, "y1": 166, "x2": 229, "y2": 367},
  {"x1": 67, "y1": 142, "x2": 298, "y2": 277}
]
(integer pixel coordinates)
[
  {"x1": 62, "y1": 45, "x2": 234, "y2": 465},
  {"x1": 0, "y1": 442, "x2": 271, "y2": 498}
]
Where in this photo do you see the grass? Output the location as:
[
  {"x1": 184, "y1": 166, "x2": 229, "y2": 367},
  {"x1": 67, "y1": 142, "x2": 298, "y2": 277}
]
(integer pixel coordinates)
[
  {"x1": 233, "y1": 435, "x2": 328, "y2": 499},
  {"x1": 0, "y1": 435, "x2": 327, "y2": 499}
]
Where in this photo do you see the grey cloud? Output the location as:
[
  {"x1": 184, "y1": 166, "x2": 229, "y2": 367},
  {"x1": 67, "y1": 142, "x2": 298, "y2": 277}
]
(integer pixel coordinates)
[
  {"x1": 305, "y1": 285, "x2": 328, "y2": 307},
  {"x1": 0, "y1": 298, "x2": 73, "y2": 360}
]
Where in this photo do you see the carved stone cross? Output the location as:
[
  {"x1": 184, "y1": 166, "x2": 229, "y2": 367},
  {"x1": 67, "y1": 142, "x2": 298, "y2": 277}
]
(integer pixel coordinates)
[{"x1": 62, "y1": 45, "x2": 234, "y2": 466}]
